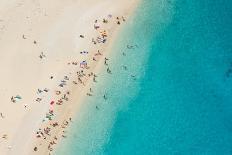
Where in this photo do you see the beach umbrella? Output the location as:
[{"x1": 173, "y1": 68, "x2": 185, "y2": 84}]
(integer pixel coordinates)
[{"x1": 80, "y1": 61, "x2": 87, "y2": 68}]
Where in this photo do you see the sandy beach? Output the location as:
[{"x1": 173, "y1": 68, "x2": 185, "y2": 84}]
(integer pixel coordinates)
[{"x1": 0, "y1": 0, "x2": 139, "y2": 154}]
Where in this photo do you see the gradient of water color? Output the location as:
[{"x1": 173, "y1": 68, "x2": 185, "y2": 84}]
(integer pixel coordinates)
[{"x1": 56, "y1": 0, "x2": 232, "y2": 154}]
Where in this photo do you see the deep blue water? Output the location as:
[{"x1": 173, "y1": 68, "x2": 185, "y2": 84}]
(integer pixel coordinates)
[{"x1": 56, "y1": 0, "x2": 232, "y2": 154}]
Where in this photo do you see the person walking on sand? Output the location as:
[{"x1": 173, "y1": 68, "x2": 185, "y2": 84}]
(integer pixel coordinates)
[
  {"x1": 0, "y1": 112, "x2": 4, "y2": 118},
  {"x1": 104, "y1": 60, "x2": 108, "y2": 66}
]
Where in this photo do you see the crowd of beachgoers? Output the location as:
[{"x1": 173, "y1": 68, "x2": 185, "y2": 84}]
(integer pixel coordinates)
[
  {"x1": 0, "y1": 1, "x2": 140, "y2": 154},
  {"x1": 24, "y1": 14, "x2": 127, "y2": 154}
]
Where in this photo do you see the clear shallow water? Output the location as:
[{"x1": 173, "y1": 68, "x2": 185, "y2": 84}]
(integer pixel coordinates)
[{"x1": 56, "y1": 0, "x2": 232, "y2": 154}]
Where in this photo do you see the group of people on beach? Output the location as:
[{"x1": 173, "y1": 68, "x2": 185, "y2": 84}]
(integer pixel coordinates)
[
  {"x1": 0, "y1": 13, "x2": 135, "y2": 153},
  {"x1": 31, "y1": 15, "x2": 127, "y2": 153},
  {"x1": 34, "y1": 118, "x2": 72, "y2": 152}
]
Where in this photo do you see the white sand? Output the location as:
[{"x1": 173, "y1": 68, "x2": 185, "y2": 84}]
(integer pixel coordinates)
[{"x1": 0, "y1": 0, "x2": 140, "y2": 154}]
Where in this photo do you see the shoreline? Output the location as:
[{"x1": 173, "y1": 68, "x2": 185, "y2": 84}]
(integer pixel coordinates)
[
  {"x1": 53, "y1": 2, "x2": 142, "y2": 154},
  {"x1": 0, "y1": 0, "x2": 141, "y2": 155},
  {"x1": 30, "y1": 2, "x2": 141, "y2": 155}
]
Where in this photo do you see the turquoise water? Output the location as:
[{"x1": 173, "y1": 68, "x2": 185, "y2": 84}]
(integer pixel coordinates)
[{"x1": 56, "y1": 0, "x2": 232, "y2": 154}]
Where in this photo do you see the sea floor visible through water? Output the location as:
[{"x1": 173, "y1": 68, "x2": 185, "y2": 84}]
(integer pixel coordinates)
[{"x1": 56, "y1": 0, "x2": 232, "y2": 154}]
